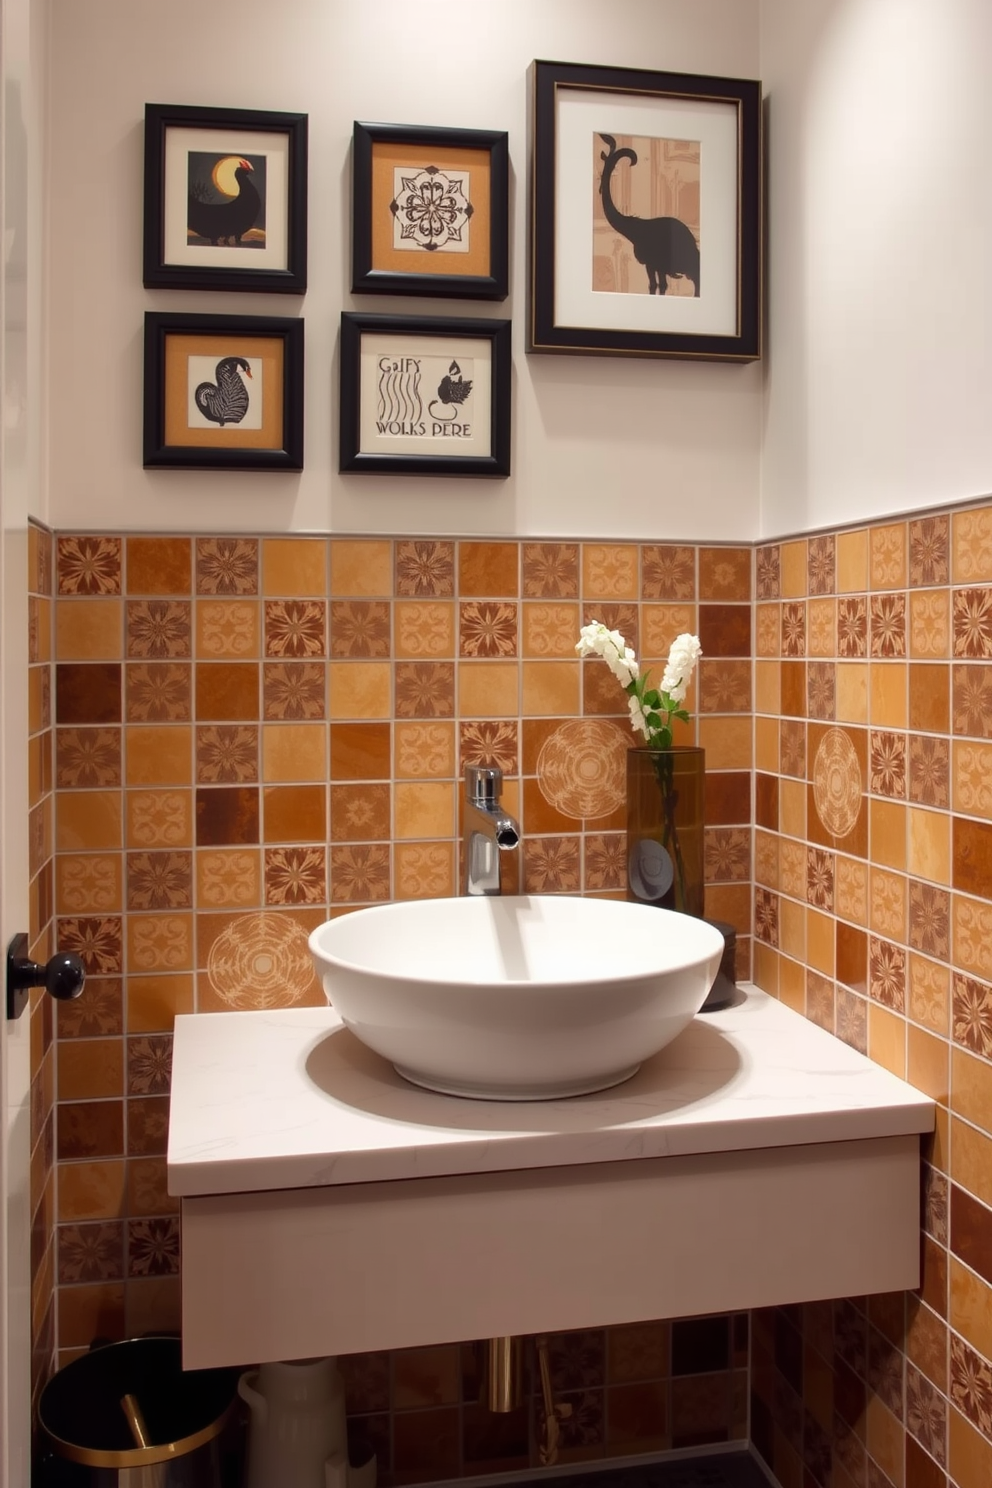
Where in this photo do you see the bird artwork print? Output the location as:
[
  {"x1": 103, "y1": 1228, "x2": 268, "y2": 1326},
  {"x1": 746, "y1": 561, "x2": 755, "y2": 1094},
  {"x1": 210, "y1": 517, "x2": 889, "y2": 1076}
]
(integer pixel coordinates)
[
  {"x1": 187, "y1": 153, "x2": 266, "y2": 248},
  {"x1": 429, "y1": 360, "x2": 472, "y2": 421},
  {"x1": 194, "y1": 356, "x2": 253, "y2": 427}
]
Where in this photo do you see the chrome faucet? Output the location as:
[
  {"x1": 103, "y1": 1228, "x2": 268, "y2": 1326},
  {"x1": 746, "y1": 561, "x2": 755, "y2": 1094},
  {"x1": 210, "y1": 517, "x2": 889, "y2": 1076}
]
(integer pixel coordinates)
[{"x1": 464, "y1": 765, "x2": 520, "y2": 895}]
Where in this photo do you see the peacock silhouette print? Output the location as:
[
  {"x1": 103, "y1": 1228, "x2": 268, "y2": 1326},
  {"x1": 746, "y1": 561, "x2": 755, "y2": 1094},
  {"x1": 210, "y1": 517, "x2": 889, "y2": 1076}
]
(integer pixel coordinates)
[
  {"x1": 187, "y1": 151, "x2": 267, "y2": 248},
  {"x1": 375, "y1": 353, "x2": 474, "y2": 439},
  {"x1": 593, "y1": 132, "x2": 700, "y2": 297},
  {"x1": 187, "y1": 354, "x2": 262, "y2": 430}
]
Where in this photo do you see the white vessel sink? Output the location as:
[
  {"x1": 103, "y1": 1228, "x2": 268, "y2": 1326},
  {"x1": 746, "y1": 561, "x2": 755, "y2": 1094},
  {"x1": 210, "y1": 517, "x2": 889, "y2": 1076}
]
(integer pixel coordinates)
[{"x1": 308, "y1": 896, "x2": 724, "y2": 1100}]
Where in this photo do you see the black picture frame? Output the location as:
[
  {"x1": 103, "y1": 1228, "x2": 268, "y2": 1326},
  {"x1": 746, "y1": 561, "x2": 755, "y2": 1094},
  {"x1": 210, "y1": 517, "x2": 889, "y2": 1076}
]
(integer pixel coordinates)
[
  {"x1": 143, "y1": 103, "x2": 308, "y2": 293},
  {"x1": 340, "y1": 313, "x2": 511, "y2": 477},
  {"x1": 144, "y1": 312, "x2": 304, "y2": 471},
  {"x1": 352, "y1": 122, "x2": 509, "y2": 300},
  {"x1": 529, "y1": 61, "x2": 762, "y2": 361}
]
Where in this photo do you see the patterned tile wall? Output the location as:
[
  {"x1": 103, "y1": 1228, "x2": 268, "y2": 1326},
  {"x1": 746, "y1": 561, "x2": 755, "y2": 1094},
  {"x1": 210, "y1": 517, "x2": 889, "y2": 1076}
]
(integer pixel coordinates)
[
  {"x1": 46, "y1": 531, "x2": 752, "y2": 1475},
  {"x1": 749, "y1": 507, "x2": 992, "y2": 1488}
]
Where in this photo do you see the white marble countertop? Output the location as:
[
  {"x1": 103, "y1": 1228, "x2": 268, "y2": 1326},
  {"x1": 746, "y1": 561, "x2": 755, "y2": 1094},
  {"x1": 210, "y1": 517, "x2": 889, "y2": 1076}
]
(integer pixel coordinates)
[{"x1": 167, "y1": 988, "x2": 935, "y2": 1198}]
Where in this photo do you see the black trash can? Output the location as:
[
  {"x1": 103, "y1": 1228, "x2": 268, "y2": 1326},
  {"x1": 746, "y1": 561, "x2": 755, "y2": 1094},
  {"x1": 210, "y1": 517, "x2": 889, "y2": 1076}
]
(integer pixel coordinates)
[{"x1": 38, "y1": 1336, "x2": 240, "y2": 1487}]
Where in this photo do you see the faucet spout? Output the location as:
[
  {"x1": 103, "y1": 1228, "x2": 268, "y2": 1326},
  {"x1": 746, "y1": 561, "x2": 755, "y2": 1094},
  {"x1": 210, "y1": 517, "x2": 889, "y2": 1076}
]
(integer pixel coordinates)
[{"x1": 464, "y1": 765, "x2": 520, "y2": 896}]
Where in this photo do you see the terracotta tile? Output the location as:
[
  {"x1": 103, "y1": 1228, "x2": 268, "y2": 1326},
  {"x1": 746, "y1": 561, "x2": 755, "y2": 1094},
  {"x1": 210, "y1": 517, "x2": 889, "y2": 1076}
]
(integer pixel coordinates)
[
  {"x1": 395, "y1": 1343, "x2": 461, "y2": 1408},
  {"x1": 458, "y1": 541, "x2": 518, "y2": 597},
  {"x1": 329, "y1": 661, "x2": 392, "y2": 719},
  {"x1": 644, "y1": 606, "x2": 696, "y2": 662},
  {"x1": 950, "y1": 1399, "x2": 992, "y2": 1488},
  {"x1": 699, "y1": 604, "x2": 751, "y2": 659},
  {"x1": 870, "y1": 798, "x2": 906, "y2": 869},
  {"x1": 330, "y1": 722, "x2": 391, "y2": 780},
  {"x1": 126, "y1": 1035, "x2": 172, "y2": 1096},
  {"x1": 56, "y1": 727, "x2": 120, "y2": 789},
  {"x1": 952, "y1": 1116, "x2": 992, "y2": 1212},
  {"x1": 909, "y1": 954, "x2": 949, "y2": 1035},
  {"x1": 126, "y1": 1155, "x2": 177, "y2": 1216},
  {"x1": 953, "y1": 662, "x2": 992, "y2": 737},
  {"x1": 126, "y1": 789, "x2": 192, "y2": 849},
  {"x1": 196, "y1": 849, "x2": 260, "y2": 909},
  {"x1": 394, "y1": 721, "x2": 454, "y2": 780},
  {"x1": 870, "y1": 730, "x2": 906, "y2": 798},
  {"x1": 951, "y1": 1256, "x2": 992, "y2": 1359},
  {"x1": 263, "y1": 784, "x2": 326, "y2": 842},
  {"x1": 579, "y1": 543, "x2": 636, "y2": 601},
  {"x1": 583, "y1": 833, "x2": 626, "y2": 892},
  {"x1": 126, "y1": 851, "x2": 192, "y2": 911},
  {"x1": 195, "y1": 598, "x2": 259, "y2": 658},
  {"x1": 329, "y1": 784, "x2": 390, "y2": 842},
  {"x1": 908, "y1": 807, "x2": 951, "y2": 886},
  {"x1": 127, "y1": 1215, "x2": 180, "y2": 1278},
  {"x1": 57, "y1": 1221, "x2": 124, "y2": 1284},
  {"x1": 908, "y1": 735, "x2": 949, "y2": 808},
  {"x1": 126, "y1": 537, "x2": 192, "y2": 596},
  {"x1": 905, "y1": 1024, "x2": 948, "y2": 1106},
  {"x1": 125, "y1": 725, "x2": 192, "y2": 786},
  {"x1": 699, "y1": 546, "x2": 750, "y2": 601},
  {"x1": 194, "y1": 662, "x2": 258, "y2": 720},
  {"x1": 195, "y1": 537, "x2": 259, "y2": 596},
  {"x1": 698, "y1": 716, "x2": 751, "y2": 770},
  {"x1": 640, "y1": 544, "x2": 694, "y2": 601},
  {"x1": 953, "y1": 506, "x2": 992, "y2": 584},
  {"x1": 263, "y1": 661, "x2": 325, "y2": 719},
  {"x1": 754, "y1": 772, "x2": 778, "y2": 831},
  {"x1": 753, "y1": 660, "x2": 780, "y2": 715},
  {"x1": 951, "y1": 1180, "x2": 992, "y2": 1286},
  {"x1": 57, "y1": 1282, "x2": 125, "y2": 1349},
  {"x1": 838, "y1": 596, "x2": 868, "y2": 658},
  {"x1": 57, "y1": 1159, "x2": 126, "y2": 1221},
  {"x1": 261, "y1": 723, "x2": 325, "y2": 784},
  {"x1": 392, "y1": 1405, "x2": 460, "y2": 1480},
  {"x1": 125, "y1": 662, "x2": 191, "y2": 722},
  {"x1": 28, "y1": 522, "x2": 52, "y2": 597},
  {"x1": 954, "y1": 739, "x2": 992, "y2": 819},
  {"x1": 56, "y1": 916, "x2": 122, "y2": 976},
  {"x1": 330, "y1": 845, "x2": 391, "y2": 904},
  {"x1": 704, "y1": 771, "x2": 750, "y2": 825},
  {"x1": 394, "y1": 540, "x2": 454, "y2": 597},
  {"x1": 327, "y1": 600, "x2": 390, "y2": 659},
  {"x1": 461, "y1": 720, "x2": 518, "y2": 774},
  {"x1": 780, "y1": 660, "x2": 805, "y2": 718},
  {"x1": 125, "y1": 973, "x2": 194, "y2": 1033},
  {"x1": 605, "y1": 1380, "x2": 668, "y2": 1451},
  {"x1": 57, "y1": 1040, "x2": 124, "y2": 1101},
  {"x1": 521, "y1": 661, "x2": 579, "y2": 717},
  {"x1": 522, "y1": 542, "x2": 579, "y2": 598},
  {"x1": 126, "y1": 600, "x2": 192, "y2": 660},
  {"x1": 263, "y1": 537, "x2": 327, "y2": 596},
  {"x1": 954, "y1": 587, "x2": 992, "y2": 658},
  {"x1": 394, "y1": 782, "x2": 453, "y2": 840},
  {"x1": 755, "y1": 544, "x2": 780, "y2": 600},
  {"x1": 265, "y1": 599, "x2": 326, "y2": 658},
  {"x1": 806, "y1": 660, "x2": 835, "y2": 719},
  {"x1": 755, "y1": 603, "x2": 780, "y2": 658},
  {"x1": 754, "y1": 888, "x2": 779, "y2": 947},
  {"x1": 458, "y1": 661, "x2": 518, "y2": 718},
  {"x1": 806, "y1": 534, "x2": 835, "y2": 596},
  {"x1": 951, "y1": 970, "x2": 992, "y2": 1057},
  {"x1": 58, "y1": 1100, "x2": 124, "y2": 1159},
  {"x1": 55, "y1": 599, "x2": 122, "y2": 661},
  {"x1": 780, "y1": 602, "x2": 805, "y2": 658},
  {"x1": 910, "y1": 515, "x2": 950, "y2": 587},
  {"x1": 394, "y1": 600, "x2": 454, "y2": 660},
  {"x1": 56, "y1": 663, "x2": 121, "y2": 725},
  {"x1": 392, "y1": 842, "x2": 453, "y2": 900},
  {"x1": 459, "y1": 600, "x2": 518, "y2": 658},
  {"x1": 195, "y1": 724, "x2": 258, "y2": 784},
  {"x1": 909, "y1": 880, "x2": 950, "y2": 959},
  {"x1": 698, "y1": 660, "x2": 750, "y2": 712},
  {"x1": 58, "y1": 977, "x2": 123, "y2": 1039},
  {"x1": 195, "y1": 786, "x2": 259, "y2": 846},
  {"x1": 127, "y1": 913, "x2": 193, "y2": 974},
  {"x1": 28, "y1": 665, "x2": 49, "y2": 735},
  {"x1": 836, "y1": 661, "x2": 869, "y2": 722},
  {"x1": 779, "y1": 540, "x2": 807, "y2": 598},
  {"x1": 57, "y1": 536, "x2": 122, "y2": 596},
  {"x1": 909, "y1": 590, "x2": 950, "y2": 659},
  {"x1": 806, "y1": 847, "x2": 834, "y2": 909},
  {"x1": 837, "y1": 922, "x2": 868, "y2": 994},
  {"x1": 523, "y1": 836, "x2": 580, "y2": 893},
  {"x1": 57, "y1": 791, "x2": 122, "y2": 853},
  {"x1": 953, "y1": 816, "x2": 992, "y2": 897}
]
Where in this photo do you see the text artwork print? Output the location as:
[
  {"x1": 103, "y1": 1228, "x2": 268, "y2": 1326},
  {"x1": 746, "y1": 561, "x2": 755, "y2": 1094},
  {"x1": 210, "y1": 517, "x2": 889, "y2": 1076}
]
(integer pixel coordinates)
[
  {"x1": 594, "y1": 133, "x2": 700, "y2": 297},
  {"x1": 376, "y1": 352, "x2": 474, "y2": 440}
]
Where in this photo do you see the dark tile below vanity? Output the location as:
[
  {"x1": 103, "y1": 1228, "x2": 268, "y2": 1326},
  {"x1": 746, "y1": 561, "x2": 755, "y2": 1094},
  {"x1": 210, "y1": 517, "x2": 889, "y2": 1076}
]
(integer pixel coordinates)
[{"x1": 515, "y1": 1456, "x2": 773, "y2": 1488}]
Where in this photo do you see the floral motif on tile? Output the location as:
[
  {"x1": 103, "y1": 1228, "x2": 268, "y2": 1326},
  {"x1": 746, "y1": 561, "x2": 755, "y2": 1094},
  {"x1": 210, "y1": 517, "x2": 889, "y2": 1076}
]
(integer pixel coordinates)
[
  {"x1": 536, "y1": 719, "x2": 627, "y2": 819},
  {"x1": 195, "y1": 537, "x2": 258, "y2": 595},
  {"x1": 127, "y1": 852, "x2": 192, "y2": 911},
  {"x1": 953, "y1": 508, "x2": 992, "y2": 584},
  {"x1": 922, "y1": 1163, "x2": 948, "y2": 1245},
  {"x1": 459, "y1": 721, "x2": 517, "y2": 775},
  {"x1": 954, "y1": 741, "x2": 992, "y2": 816},
  {"x1": 813, "y1": 728, "x2": 861, "y2": 837},
  {"x1": 129, "y1": 914, "x2": 191, "y2": 972},
  {"x1": 459, "y1": 601, "x2": 518, "y2": 658},
  {"x1": 523, "y1": 603, "x2": 579, "y2": 658},
  {"x1": 583, "y1": 602, "x2": 638, "y2": 655},
  {"x1": 128, "y1": 791, "x2": 189, "y2": 847},
  {"x1": 128, "y1": 1156, "x2": 176, "y2": 1216},
  {"x1": 547, "y1": 1330, "x2": 605, "y2": 1391},
  {"x1": 704, "y1": 827, "x2": 750, "y2": 883},
  {"x1": 195, "y1": 724, "x2": 258, "y2": 784},
  {"x1": 330, "y1": 601, "x2": 390, "y2": 658},
  {"x1": 264, "y1": 600, "x2": 326, "y2": 658},
  {"x1": 951, "y1": 1335, "x2": 992, "y2": 1446},
  {"x1": 128, "y1": 1097, "x2": 170, "y2": 1156},
  {"x1": 395, "y1": 722, "x2": 453, "y2": 779},
  {"x1": 584, "y1": 544, "x2": 637, "y2": 599},
  {"x1": 330, "y1": 845, "x2": 391, "y2": 905},
  {"x1": 206, "y1": 911, "x2": 317, "y2": 1004},
  {"x1": 781, "y1": 603, "x2": 806, "y2": 658},
  {"x1": 198, "y1": 851, "x2": 258, "y2": 908},
  {"x1": 807, "y1": 661, "x2": 836, "y2": 720},
  {"x1": 57, "y1": 916, "x2": 122, "y2": 975},
  {"x1": 263, "y1": 662, "x2": 325, "y2": 720},
  {"x1": 395, "y1": 662, "x2": 454, "y2": 718},
  {"x1": 395, "y1": 843, "x2": 452, "y2": 900},
  {"x1": 953, "y1": 663, "x2": 992, "y2": 738},
  {"x1": 755, "y1": 604, "x2": 780, "y2": 658},
  {"x1": 807, "y1": 971, "x2": 834, "y2": 1030},
  {"x1": 128, "y1": 1216, "x2": 180, "y2": 1277},
  {"x1": 395, "y1": 602, "x2": 453, "y2": 658},
  {"x1": 806, "y1": 848, "x2": 834, "y2": 910},
  {"x1": 27, "y1": 598, "x2": 40, "y2": 666},
  {"x1": 870, "y1": 870, "x2": 906, "y2": 941},
  {"x1": 126, "y1": 601, "x2": 192, "y2": 659},
  {"x1": 955, "y1": 896, "x2": 992, "y2": 979},
  {"x1": 870, "y1": 525, "x2": 907, "y2": 589},
  {"x1": 57, "y1": 977, "x2": 122, "y2": 1037},
  {"x1": 523, "y1": 836, "x2": 580, "y2": 894},
  {"x1": 908, "y1": 882, "x2": 950, "y2": 960},
  {"x1": 126, "y1": 663, "x2": 191, "y2": 723},
  {"x1": 906, "y1": 1364, "x2": 946, "y2": 1464},
  {"x1": 700, "y1": 547, "x2": 751, "y2": 601},
  {"x1": 395, "y1": 540, "x2": 454, "y2": 597},
  {"x1": 867, "y1": 1324, "x2": 904, "y2": 1419},
  {"x1": 807, "y1": 535, "x2": 836, "y2": 596},
  {"x1": 58, "y1": 1222, "x2": 124, "y2": 1283},
  {"x1": 909, "y1": 955, "x2": 949, "y2": 1035},
  {"x1": 699, "y1": 661, "x2": 751, "y2": 713},
  {"x1": 522, "y1": 543, "x2": 579, "y2": 598},
  {"x1": 869, "y1": 594, "x2": 906, "y2": 657},
  {"x1": 869, "y1": 730, "x2": 906, "y2": 798},
  {"x1": 780, "y1": 720, "x2": 806, "y2": 779},
  {"x1": 756, "y1": 545, "x2": 780, "y2": 600},
  {"x1": 836, "y1": 987, "x2": 867, "y2": 1054},
  {"x1": 753, "y1": 830, "x2": 779, "y2": 889},
  {"x1": 953, "y1": 587, "x2": 992, "y2": 657},
  {"x1": 57, "y1": 536, "x2": 122, "y2": 595},
  {"x1": 330, "y1": 784, "x2": 390, "y2": 842},
  {"x1": 754, "y1": 888, "x2": 779, "y2": 946},
  {"x1": 909, "y1": 590, "x2": 950, "y2": 657},
  {"x1": 127, "y1": 1034, "x2": 172, "y2": 1096},
  {"x1": 951, "y1": 971, "x2": 992, "y2": 1055},
  {"x1": 869, "y1": 936, "x2": 906, "y2": 1012},
  {"x1": 779, "y1": 840, "x2": 806, "y2": 900},
  {"x1": 584, "y1": 833, "x2": 626, "y2": 892},
  {"x1": 641, "y1": 545, "x2": 694, "y2": 601},
  {"x1": 908, "y1": 736, "x2": 949, "y2": 807},
  {"x1": 56, "y1": 727, "x2": 121, "y2": 788},
  {"x1": 807, "y1": 599, "x2": 836, "y2": 657},
  {"x1": 197, "y1": 601, "x2": 257, "y2": 657},
  {"x1": 837, "y1": 596, "x2": 868, "y2": 658},
  {"x1": 909, "y1": 516, "x2": 949, "y2": 587},
  {"x1": 264, "y1": 847, "x2": 326, "y2": 905}
]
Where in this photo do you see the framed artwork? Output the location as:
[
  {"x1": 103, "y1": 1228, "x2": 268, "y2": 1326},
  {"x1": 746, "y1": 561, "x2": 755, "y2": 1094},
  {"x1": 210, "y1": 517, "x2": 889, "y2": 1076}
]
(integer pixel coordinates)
[
  {"x1": 351, "y1": 121, "x2": 509, "y2": 300},
  {"x1": 529, "y1": 61, "x2": 762, "y2": 361},
  {"x1": 143, "y1": 103, "x2": 308, "y2": 293},
  {"x1": 143, "y1": 312, "x2": 304, "y2": 471},
  {"x1": 339, "y1": 313, "x2": 511, "y2": 477}
]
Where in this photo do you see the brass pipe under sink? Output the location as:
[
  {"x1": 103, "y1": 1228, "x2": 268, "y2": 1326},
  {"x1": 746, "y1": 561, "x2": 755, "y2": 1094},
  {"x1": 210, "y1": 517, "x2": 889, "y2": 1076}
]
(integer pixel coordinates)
[{"x1": 484, "y1": 1335, "x2": 523, "y2": 1412}]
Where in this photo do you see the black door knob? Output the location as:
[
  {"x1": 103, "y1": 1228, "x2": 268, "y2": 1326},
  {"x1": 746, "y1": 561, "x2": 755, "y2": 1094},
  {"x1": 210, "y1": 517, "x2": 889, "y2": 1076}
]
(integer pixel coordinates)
[{"x1": 6, "y1": 933, "x2": 86, "y2": 1021}]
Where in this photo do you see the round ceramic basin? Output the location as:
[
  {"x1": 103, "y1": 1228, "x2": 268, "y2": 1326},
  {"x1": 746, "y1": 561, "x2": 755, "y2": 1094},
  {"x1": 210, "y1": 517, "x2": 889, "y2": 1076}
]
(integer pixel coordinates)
[{"x1": 308, "y1": 896, "x2": 724, "y2": 1101}]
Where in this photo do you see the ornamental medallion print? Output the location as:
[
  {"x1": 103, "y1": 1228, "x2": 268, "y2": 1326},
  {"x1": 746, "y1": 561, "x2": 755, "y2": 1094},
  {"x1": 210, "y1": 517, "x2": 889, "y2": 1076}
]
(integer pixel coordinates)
[
  {"x1": 537, "y1": 719, "x2": 628, "y2": 819},
  {"x1": 390, "y1": 165, "x2": 471, "y2": 253},
  {"x1": 813, "y1": 727, "x2": 862, "y2": 838},
  {"x1": 206, "y1": 911, "x2": 314, "y2": 1008}
]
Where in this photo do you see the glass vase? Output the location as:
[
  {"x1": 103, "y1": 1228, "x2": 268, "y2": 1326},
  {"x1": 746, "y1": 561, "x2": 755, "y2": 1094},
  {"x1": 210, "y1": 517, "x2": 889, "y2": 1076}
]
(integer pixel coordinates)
[{"x1": 626, "y1": 746, "x2": 705, "y2": 917}]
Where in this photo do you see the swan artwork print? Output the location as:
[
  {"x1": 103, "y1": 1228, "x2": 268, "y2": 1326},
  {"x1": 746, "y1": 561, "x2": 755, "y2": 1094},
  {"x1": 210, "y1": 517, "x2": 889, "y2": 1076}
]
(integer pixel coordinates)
[
  {"x1": 593, "y1": 132, "x2": 700, "y2": 297},
  {"x1": 187, "y1": 352, "x2": 262, "y2": 431}
]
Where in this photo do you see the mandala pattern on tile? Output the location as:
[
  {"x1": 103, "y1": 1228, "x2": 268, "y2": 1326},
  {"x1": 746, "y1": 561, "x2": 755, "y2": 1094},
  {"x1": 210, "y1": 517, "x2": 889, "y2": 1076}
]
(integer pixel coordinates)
[
  {"x1": 263, "y1": 662, "x2": 325, "y2": 720},
  {"x1": 953, "y1": 587, "x2": 992, "y2": 657},
  {"x1": 781, "y1": 603, "x2": 806, "y2": 657},
  {"x1": 522, "y1": 543, "x2": 579, "y2": 598},
  {"x1": 869, "y1": 593, "x2": 906, "y2": 657},
  {"x1": 700, "y1": 547, "x2": 751, "y2": 601},
  {"x1": 837, "y1": 596, "x2": 868, "y2": 658},
  {"x1": 126, "y1": 852, "x2": 193, "y2": 911},
  {"x1": 130, "y1": 915, "x2": 191, "y2": 972},
  {"x1": 459, "y1": 721, "x2": 517, "y2": 774},
  {"x1": 908, "y1": 736, "x2": 949, "y2": 807},
  {"x1": 395, "y1": 662, "x2": 454, "y2": 718},
  {"x1": 128, "y1": 1097, "x2": 170, "y2": 1156},
  {"x1": 330, "y1": 601, "x2": 390, "y2": 658},
  {"x1": 909, "y1": 515, "x2": 949, "y2": 587},
  {"x1": 907, "y1": 1364, "x2": 947, "y2": 1464},
  {"x1": 57, "y1": 535, "x2": 121, "y2": 595},
  {"x1": 56, "y1": 727, "x2": 121, "y2": 788},
  {"x1": 126, "y1": 663, "x2": 191, "y2": 722},
  {"x1": 951, "y1": 972, "x2": 992, "y2": 1056},
  {"x1": 813, "y1": 728, "x2": 861, "y2": 837},
  {"x1": 330, "y1": 845, "x2": 391, "y2": 904},
  {"x1": 641, "y1": 544, "x2": 694, "y2": 601},
  {"x1": 265, "y1": 600, "x2": 326, "y2": 658},
  {"x1": 523, "y1": 836, "x2": 580, "y2": 894},
  {"x1": 57, "y1": 916, "x2": 122, "y2": 974},
  {"x1": 459, "y1": 601, "x2": 517, "y2": 658},
  {"x1": 395, "y1": 843, "x2": 452, "y2": 900},
  {"x1": 869, "y1": 937, "x2": 905, "y2": 1012},
  {"x1": 127, "y1": 1034, "x2": 172, "y2": 1096},
  {"x1": 128, "y1": 1216, "x2": 180, "y2": 1277},
  {"x1": 869, "y1": 730, "x2": 906, "y2": 798},
  {"x1": 198, "y1": 601, "x2": 257, "y2": 657},
  {"x1": 807, "y1": 661, "x2": 836, "y2": 720},
  {"x1": 909, "y1": 882, "x2": 950, "y2": 960},
  {"x1": 704, "y1": 827, "x2": 750, "y2": 883},
  {"x1": 330, "y1": 784, "x2": 390, "y2": 842},
  {"x1": 754, "y1": 888, "x2": 779, "y2": 946},
  {"x1": 395, "y1": 540, "x2": 454, "y2": 597},
  {"x1": 950, "y1": 1335, "x2": 992, "y2": 1445},
  {"x1": 807, "y1": 535, "x2": 836, "y2": 596},
  {"x1": 206, "y1": 911, "x2": 316, "y2": 1006},
  {"x1": 195, "y1": 537, "x2": 258, "y2": 595},
  {"x1": 198, "y1": 851, "x2": 258, "y2": 907},
  {"x1": 536, "y1": 719, "x2": 627, "y2": 819},
  {"x1": 264, "y1": 847, "x2": 326, "y2": 905},
  {"x1": 57, "y1": 976, "x2": 122, "y2": 1037},
  {"x1": 196, "y1": 725, "x2": 259, "y2": 783},
  {"x1": 699, "y1": 661, "x2": 751, "y2": 713},
  {"x1": 58, "y1": 1222, "x2": 124, "y2": 1283},
  {"x1": 58, "y1": 857, "x2": 119, "y2": 914},
  {"x1": 584, "y1": 833, "x2": 626, "y2": 892},
  {"x1": 126, "y1": 601, "x2": 192, "y2": 659},
  {"x1": 806, "y1": 848, "x2": 834, "y2": 910},
  {"x1": 755, "y1": 545, "x2": 780, "y2": 600}
]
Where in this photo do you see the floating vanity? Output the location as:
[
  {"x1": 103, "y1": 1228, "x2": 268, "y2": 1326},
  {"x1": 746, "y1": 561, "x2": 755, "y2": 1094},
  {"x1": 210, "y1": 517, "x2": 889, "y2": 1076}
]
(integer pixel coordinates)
[{"x1": 168, "y1": 988, "x2": 934, "y2": 1371}]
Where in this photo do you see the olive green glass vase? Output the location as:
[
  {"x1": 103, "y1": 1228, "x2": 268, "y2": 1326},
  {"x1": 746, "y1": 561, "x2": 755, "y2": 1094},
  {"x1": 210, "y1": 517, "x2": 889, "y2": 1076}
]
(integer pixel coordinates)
[{"x1": 625, "y1": 746, "x2": 705, "y2": 916}]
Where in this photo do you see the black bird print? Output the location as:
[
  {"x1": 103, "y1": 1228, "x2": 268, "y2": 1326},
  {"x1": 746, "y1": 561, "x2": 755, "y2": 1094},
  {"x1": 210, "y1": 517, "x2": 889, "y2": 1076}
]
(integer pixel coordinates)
[
  {"x1": 194, "y1": 357, "x2": 252, "y2": 427},
  {"x1": 187, "y1": 159, "x2": 261, "y2": 247},
  {"x1": 429, "y1": 360, "x2": 472, "y2": 420}
]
